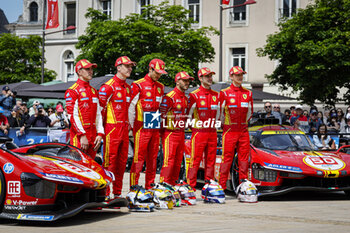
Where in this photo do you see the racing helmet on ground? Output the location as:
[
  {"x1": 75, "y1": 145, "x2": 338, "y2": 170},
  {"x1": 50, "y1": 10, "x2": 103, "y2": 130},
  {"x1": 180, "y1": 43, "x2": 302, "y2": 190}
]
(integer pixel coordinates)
[
  {"x1": 158, "y1": 182, "x2": 182, "y2": 207},
  {"x1": 175, "y1": 181, "x2": 197, "y2": 206},
  {"x1": 201, "y1": 179, "x2": 225, "y2": 204},
  {"x1": 235, "y1": 179, "x2": 258, "y2": 203},
  {"x1": 126, "y1": 185, "x2": 155, "y2": 212},
  {"x1": 150, "y1": 183, "x2": 175, "y2": 209}
]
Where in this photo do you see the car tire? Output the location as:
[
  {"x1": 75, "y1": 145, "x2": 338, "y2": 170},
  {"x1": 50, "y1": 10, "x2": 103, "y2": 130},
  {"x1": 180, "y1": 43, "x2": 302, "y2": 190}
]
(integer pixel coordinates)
[
  {"x1": 230, "y1": 153, "x2": 239, "y2": 194},
  {"x1": 0, "y1": 168, "x2": 5, "y2": 213}
]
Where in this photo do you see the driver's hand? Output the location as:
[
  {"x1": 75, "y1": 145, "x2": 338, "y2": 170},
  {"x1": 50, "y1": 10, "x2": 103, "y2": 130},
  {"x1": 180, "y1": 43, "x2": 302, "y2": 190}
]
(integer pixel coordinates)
[
  {"x1": 93, "y1": 135, "x2": 103, "y2": 151},
  {"x1": 80, "y1": 135, "x2": 89, "y2": 151}
]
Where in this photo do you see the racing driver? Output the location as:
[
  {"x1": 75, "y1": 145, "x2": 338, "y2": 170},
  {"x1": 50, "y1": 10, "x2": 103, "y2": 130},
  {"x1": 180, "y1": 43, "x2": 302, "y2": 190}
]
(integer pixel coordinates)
[
  {"x1": 218, "y1": 66, "x2": 253, "y2": 190},
  {"x1": 99, "y1": 56, "x2": 135, "y2": 197},
  {"x1": 186, "y1": 67, "x2": 219, "y2": 189},
  {"x1": 129, "y1": 59, "x2": 166, "y2": 189},
  {"x1": 65, "y1": 59, "x2": 104, "y2": 159},
  {"x1": 159, "y1": 71, "x2": 193, "y2": 185}
]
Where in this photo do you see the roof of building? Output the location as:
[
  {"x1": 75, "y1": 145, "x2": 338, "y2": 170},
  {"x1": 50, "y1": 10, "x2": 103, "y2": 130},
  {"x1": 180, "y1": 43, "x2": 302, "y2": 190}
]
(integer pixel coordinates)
[{"x1": 0, "y1": 9, "x2": 9, "y2": 34}]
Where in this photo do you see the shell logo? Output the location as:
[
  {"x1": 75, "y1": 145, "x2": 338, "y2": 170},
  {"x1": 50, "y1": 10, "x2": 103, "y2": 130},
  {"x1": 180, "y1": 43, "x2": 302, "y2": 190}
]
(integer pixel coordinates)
[
  {"x1": 146, "y1": 92, "x2": 152, "y2": 97},
  {"x1": 243, "y1": 94, "x2": 247, "y2": 99},
  {"x1": 81, "y1": 92, "x2": 86, "y2": 97},
  {"x1": 117, "y1": 92, "x2": 122, "y2": 98},
  {"x1": 177, "y1": 104, "x2": 182, "y2": 110},
  {"x1": 200, "y1": 100, "x2": 206, "y2": 106},
  {"x1": 230, "y1": 98, "x2": 235, "y2": 103},
  {"x1": 6, "y1": 199, "x2": 11, "y2": 205}
]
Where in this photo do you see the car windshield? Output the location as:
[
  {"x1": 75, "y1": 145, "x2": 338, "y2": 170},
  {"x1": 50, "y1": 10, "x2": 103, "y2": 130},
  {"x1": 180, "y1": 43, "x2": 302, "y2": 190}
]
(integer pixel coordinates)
[
  {"x1": 30, "y1": 146, "x2": 82, "y2": 161},
  {"x1": 252, "y1": 132, "x2": 318, "y2": 151}
]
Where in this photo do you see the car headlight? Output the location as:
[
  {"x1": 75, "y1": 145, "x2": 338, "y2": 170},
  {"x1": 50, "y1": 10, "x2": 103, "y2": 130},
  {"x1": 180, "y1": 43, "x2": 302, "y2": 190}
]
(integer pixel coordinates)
[
  {"x1": 252, "y1": 163, "x2": 278, "y2": 182},
  {"x1": 21, "y1": 173, "x2": 56, "y2": 199}
]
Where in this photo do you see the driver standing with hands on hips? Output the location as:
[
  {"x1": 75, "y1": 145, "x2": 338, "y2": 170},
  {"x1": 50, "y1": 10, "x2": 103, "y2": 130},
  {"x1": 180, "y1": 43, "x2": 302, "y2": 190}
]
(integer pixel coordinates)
[{"x1": 65, "y1": 59, "x2": 104, "y2": 159}]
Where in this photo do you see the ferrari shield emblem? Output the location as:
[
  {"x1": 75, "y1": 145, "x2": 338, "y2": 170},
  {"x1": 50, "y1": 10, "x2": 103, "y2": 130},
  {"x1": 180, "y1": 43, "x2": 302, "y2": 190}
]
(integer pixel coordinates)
[
  {"x1": 243, "y1": 94, "x2": 247, "y2": 99},
  {"x1": 157, "y1": 87, "x2": 161, "y2": 94},
  {"x1": 126, "y1": 88, "x2": 130, "y2": 94},
  {"x1": 212, "y1": 96, "x2": 217, "y2": 102},
  {"x1": 91, "y1": 88, "x2": 95, "y2": 94}
]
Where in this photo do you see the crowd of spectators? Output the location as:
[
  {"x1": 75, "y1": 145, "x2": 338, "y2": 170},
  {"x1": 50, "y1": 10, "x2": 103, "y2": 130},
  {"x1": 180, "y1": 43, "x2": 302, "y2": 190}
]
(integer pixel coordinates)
[
  {"x1": 0, "y1": 86, "x2": 69, "y2": 136},
  {"x1": 259, "y1": 102, "x2": 350, "y2": 135},
  {"x1": 259, "y1": 102, "x2": 350, "y2": 149}
]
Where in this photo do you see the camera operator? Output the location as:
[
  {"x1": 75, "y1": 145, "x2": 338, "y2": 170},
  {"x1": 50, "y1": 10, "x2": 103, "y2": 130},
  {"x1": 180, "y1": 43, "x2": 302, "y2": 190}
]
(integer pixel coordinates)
[
  {"x1": 29, "y1": 100, "x2": 42, "y2": 116},
  {"x1": 49, "y1": 104, "x2": 69, "y2": 128},
  {"x1": 25, "y1": 104, "x2": 51, "y2": 128},
  {"x1": 0, "y1": 86, "x2": 15, "y2": 117}
]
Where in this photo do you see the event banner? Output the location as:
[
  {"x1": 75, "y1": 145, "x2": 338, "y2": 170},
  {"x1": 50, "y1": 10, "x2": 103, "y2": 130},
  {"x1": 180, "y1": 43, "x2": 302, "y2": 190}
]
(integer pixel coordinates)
[
  {"x1": 46, "y1": 0, "x2": 59, "y2": 29},
  {"x1": 0, "y1": 128, "x2": 69, "y2": 146}
]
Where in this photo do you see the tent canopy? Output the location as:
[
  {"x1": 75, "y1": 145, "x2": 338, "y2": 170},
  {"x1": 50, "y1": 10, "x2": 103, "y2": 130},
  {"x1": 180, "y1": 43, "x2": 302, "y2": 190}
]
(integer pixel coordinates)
[{"x1": 7, "y1": 78, "x2": 292, "y2": 101}]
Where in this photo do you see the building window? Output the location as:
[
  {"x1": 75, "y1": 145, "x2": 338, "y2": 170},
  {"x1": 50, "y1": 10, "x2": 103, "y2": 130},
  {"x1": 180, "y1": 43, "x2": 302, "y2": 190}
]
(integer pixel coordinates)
[
  {"x1": 279, "y1": 0, "x2": 297, "y2": 19},
  {"x1": 64, "y1": 51, "x2": 75, "y2": 82},
  {"x1": 66, "y1": 3, "x2": 76, "y2": 34},
  {"x1": 188, "y1": 0, "x2": 200, "y2": 24},
  {"x1": 229, "y1": 0, "x2": 246, "y2": 24},
  {"x1": 29, "y1": 2, "x2": 38, "y2": 22},
  {"x1": 100, "y1": 0, "x2": 112, "y2": 17},
  {"x1": 139, "y1": 0, "x2": 151, "y2": 15},
  {"x1": 231, "y1": 47, "x2": 246, "y2": 71}
]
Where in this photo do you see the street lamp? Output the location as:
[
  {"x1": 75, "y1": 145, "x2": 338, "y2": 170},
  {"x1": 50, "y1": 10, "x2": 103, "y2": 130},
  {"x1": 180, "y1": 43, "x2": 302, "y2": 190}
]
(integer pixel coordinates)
[
  {"x1": 41, "y1": 1, "x2": 76, "y2": 84},
  {"x1": 219, "y1": 0, "x2": 257, "y2": 82}
]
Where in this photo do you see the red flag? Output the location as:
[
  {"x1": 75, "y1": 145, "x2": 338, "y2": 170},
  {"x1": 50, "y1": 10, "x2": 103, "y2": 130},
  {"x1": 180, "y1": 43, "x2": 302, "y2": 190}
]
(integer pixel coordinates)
[
  {"x1": 46, "y1": 0, "x2": 59, "y2": 29},
  {"x1": 222, "y1": 0, "x2": 231, "y2": 5}
]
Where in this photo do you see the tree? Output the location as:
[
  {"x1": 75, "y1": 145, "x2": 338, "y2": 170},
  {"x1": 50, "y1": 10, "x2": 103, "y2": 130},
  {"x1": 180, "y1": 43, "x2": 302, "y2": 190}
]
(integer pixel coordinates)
[
  {"x1": 76, "y1": 1, "x2": 218, "y2": 87},
  {"x1": 0, "y1": 33, "x2": 56, "y2": 84},
  {"x1": 257, "y1": 0, "x2": 350, "y2": 106}
]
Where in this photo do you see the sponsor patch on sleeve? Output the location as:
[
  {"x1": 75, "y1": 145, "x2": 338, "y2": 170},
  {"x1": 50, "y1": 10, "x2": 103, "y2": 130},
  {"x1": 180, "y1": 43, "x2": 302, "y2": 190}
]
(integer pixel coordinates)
[{"x1": 241, "y1": 102, "x2": 249, "y2": 107}]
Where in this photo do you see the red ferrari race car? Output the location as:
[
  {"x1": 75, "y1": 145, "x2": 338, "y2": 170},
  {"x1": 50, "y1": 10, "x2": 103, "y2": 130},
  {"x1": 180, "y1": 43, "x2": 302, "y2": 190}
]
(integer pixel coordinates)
[
  {"x1": 0, "y1": 137, "x2": 128, "y2": 221},
  {"x1": 186, "y1": 124, "x2": 350, "y2": 197}
]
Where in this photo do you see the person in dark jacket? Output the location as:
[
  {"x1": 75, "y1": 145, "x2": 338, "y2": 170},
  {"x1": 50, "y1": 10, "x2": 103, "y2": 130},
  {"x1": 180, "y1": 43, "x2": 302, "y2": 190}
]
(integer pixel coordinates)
[{"x1": 26, "y1": 104, "x2": 51, "y2": 127}]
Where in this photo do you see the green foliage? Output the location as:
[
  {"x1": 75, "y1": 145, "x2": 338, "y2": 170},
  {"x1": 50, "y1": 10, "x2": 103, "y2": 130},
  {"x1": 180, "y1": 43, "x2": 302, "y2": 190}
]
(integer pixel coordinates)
[
  {"x1": 257, "y1": 0, "x2": 350, "y2": 106},
  {"x1": 0, "y1": 33, "x2": 56, "y2": 84},
  {"x1": 76, "y1": 1, "x2": 219, "y2": 87}
]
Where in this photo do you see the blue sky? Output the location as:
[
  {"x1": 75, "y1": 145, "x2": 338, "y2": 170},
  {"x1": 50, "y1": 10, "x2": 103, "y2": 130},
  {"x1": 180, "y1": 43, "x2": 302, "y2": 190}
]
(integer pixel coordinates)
[{"x1": 1, "y1": 0, "x2": 23, "y2": 23}]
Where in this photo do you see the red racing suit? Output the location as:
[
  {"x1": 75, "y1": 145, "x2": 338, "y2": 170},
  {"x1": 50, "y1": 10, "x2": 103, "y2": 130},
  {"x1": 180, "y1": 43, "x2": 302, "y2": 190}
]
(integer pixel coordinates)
[
  {"x1": 99, "y1": 75, "x2": 131, "y2": 195},
  {"x1": 186, "y1": 86, "x2": 219, "y2": 189},
  {"x1": 129, "y1": 74, "x2": 164, "y2": 189},
  {"x1": 159, "y1": 87, "x2": 188, "y2": 186},
  {"x1": 218, "y1": 84, "x2": 253, "y2": 189},
  {"x1": 65, "y1": 79, "x2": 104, "y2": 159}
]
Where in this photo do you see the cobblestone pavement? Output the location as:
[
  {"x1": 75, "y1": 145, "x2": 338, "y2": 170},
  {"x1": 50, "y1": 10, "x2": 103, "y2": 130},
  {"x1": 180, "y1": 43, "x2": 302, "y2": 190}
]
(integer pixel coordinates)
[{"x1": 1, "y1": 173, "x2": 350, "y2": 233}]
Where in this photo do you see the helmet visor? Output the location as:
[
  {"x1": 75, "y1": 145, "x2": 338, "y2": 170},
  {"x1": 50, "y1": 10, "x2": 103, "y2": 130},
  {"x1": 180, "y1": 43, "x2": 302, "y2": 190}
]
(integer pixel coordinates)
[
  {"x1": 245, "y1": 189, "x2": 257, "y2": 195},
  {"x1": 209, "y1": 190, "x2": 225, "y2": 196},
  {"x1": 138, "y1": 193, "x2": 153, "y2": 202}
]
